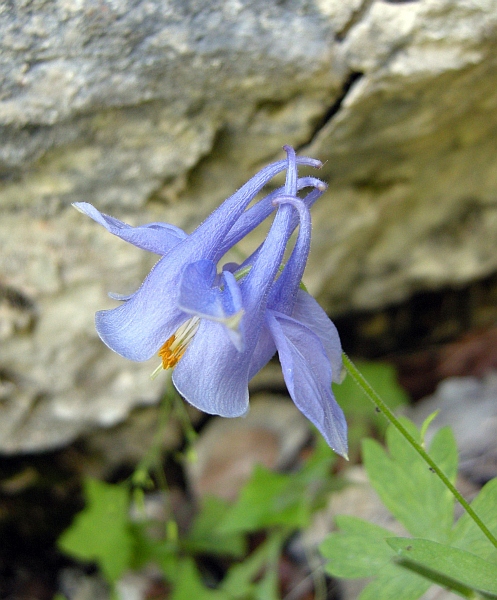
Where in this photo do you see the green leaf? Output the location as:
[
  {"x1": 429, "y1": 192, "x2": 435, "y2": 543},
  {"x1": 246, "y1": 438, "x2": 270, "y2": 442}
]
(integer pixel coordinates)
[
  {"x1": 130, "y1": 524, "x2": 179, "y2": 581},
  {"x1": 362, "y1": 421, "x2": 457, "y2": 541},
  {"x1": 419, "y1": 411, "x2": 440, "y2": 446},
  {"x1": 219, "y1": 465, "x2": 308, "y2": 534},
  {"x1": 171, "y1": 558, "x2": 231, "y2": 600},
  {"x1": 58, "y1": 479, "x2": 132, "y2": 583},
  {"x1": 388, "y1": 537, "x2": 497, "y2": 596},
  {"x1": 186, "y1": 496, "x2": 246, "y2": 558},
  {"x1": 219, "y1": 440, "x2": 336, "y2": 536},
  {"x1": 451, "y1": 478, "x2": 497, "y2": 563},
  {"x1": 320, "y1": 516, "x2": 396, "y2": 578},
  {"x1": 357, "y1": 570, "x2": 430, "y2": 600},
  {"x1": 320, "y1": 516, "x2": 430, "y2": 600},
  {"x1": 222, "y1": 530, "x2": 285, "y2": 600},
  {"x1": 320, "y1": 417, "x2": 469, "y2": 599}
]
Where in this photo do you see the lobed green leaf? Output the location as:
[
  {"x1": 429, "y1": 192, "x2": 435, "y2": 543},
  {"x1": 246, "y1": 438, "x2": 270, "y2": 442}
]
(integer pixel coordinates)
[
  {"x1": 388, "y1": 537, "x2": 497, "y2": 596},
  {"x1": 57, "y1": 479, "x2": 132, "y2": 583}
]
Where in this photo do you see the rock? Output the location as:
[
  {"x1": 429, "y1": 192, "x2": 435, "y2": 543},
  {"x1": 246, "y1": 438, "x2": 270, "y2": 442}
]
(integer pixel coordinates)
[
  {"x1": 186, "y1": 395, "x2": 310, "y2": 501},
  {"x1": 59, "y1": 568, "x2": 109, "y2": 600},
  {"x1": 2, "y1": 0, "x2": 497, "y2": 452},
  {"x1": 307, "y1": 0, "x2": 497, "y2": 312},
  {"x1": 408, "y1": 372, "x2": 497, "y2": 484}
]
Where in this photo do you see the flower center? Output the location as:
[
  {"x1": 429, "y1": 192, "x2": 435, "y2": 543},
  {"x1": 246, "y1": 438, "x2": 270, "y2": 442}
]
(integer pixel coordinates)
[{"x1": 151, "y1": 317, "x2": 200, "y2": 378}]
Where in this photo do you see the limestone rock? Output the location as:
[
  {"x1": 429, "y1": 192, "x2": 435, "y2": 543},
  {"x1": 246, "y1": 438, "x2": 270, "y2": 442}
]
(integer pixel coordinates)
[
  {"x1": 307, "y1": 0, "x2": 497, "y2": 311},
  {"x1": 186, "y1": 395, "x2": 310, "y2": 501},
  {"x1": 1, "y1": 0, "x2": 497, "y2": 452},
  {"x1": 408, "y1": 372, "x2": 497, "y2": 484}
]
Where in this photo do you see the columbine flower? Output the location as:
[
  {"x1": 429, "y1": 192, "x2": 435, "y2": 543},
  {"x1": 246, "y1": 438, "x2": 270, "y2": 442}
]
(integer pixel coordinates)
[{"x1": 75, "y1": 146, "x2": 347, "y2": 456}]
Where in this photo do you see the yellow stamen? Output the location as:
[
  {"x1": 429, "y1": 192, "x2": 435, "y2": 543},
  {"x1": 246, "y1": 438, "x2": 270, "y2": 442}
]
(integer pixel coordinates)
[
  {"x1": 150, "y1": 317, "x2": 200, "y2": 379},
  {"x1": 159, "y1": 332, "x2": 187, "y2": 369}
]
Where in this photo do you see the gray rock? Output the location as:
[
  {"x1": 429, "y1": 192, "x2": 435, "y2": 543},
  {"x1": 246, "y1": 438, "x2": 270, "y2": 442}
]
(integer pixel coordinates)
[
  {"x1": 186, "y1": 395, "x2": 310, "y2": 501},
  {"x1": 307, "y1": 0, "x2": 497, "y2": 312},
  {"x1": 408, "y1": 372, "x2": 497, "y2": 484},
  {"x1": 2, "y1": 0, "x2": 497, "y2": 452}
]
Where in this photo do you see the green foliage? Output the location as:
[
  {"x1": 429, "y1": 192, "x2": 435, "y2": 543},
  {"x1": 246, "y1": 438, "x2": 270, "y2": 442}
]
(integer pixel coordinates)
[
  {"x1": 171, "y1": 559, "x2": 231, "y2": 600},
  {"x1": 333, "y1": 360, "x2": 408, "y2": 458},
  {"x1": 185, "y1": 495, "x2": 246, "y2": 557},
  {"x1": 220, "y1": 530, "x2": 286, "y2": 600},
  {"x1": 388, "y1": 537, "x2": 497, "y2": 597},
  {"x1": 219, "y1": 434, "x2": 336, "y2": 535},
  {"x1": 57, "y1": 362, "x2": 497, "y2": 600},
  {"x1": 320, "y1": 417, "x2": 497, "y2": 599},
  {"x1": 451, "y1": 478, "x2": 497, "y2": 561},
  {"x1": 362, "y1": 420, "x2": 457, "y2": 541},
  {"x1": 57, "y1": 435, "x2": 336, "y2": 598},
  {"x1": 57, "y1": 479, "x2": 133, "y2": 583}
]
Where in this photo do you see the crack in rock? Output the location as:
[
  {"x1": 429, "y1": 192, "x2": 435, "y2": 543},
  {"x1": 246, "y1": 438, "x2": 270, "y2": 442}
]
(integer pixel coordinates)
[
  {"x1": 302, "y1": 71, "x2": 364, "y2": 148},
  {"x1": 335, "y1": 0, "x2": 375, "y2": 42}
]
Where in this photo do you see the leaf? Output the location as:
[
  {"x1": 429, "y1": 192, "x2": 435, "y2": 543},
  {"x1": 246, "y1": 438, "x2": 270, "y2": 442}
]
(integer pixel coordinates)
[
  {"x1": 130, "y1": 524, "x2": 179, "y2": 581},
  {"x1": 388, "y1": 537, "x2": 497, "y2": 596},
  {"x1": 419, "y1": 410, "x2": 440, "y2": 446},
  {"x1": 171, "y1": 558, "x2": 231, "y2": 600},
  {"x1": 185, "y1": 496, "x2": 246, "y2": 557},
  {"x1": 451, "y1": 478, "x2": 497, "y2": 562},
  {"x1": 320, "y1": 516, "x2": 430, "y2": 600},
  {"x1": 58, "y1": 479, "x2": 132, "y2": 583},
  {"x1": 320, "y1": 417, "x2": 467, "y2": 600},
  {"x1": 362, "y1": 421, "x2": 457, "y2": 541},
  {"x1": 219, "y1": 439, "x2": 336, "y2": 536},
  {"x1": 320, "y1": 516, "x2": 396, "y2": 578},
  {"x1": 218, "y1": 465, "x2": 308, "y2": 534},
  {"x1": 222, "y1": 530, "x2": 285, "y2": 600}
]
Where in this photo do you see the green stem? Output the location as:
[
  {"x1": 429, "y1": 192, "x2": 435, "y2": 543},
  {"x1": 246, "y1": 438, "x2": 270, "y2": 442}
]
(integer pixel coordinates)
[{"x1": 342, "y1": 353, "x2": 497, "y2": 552}]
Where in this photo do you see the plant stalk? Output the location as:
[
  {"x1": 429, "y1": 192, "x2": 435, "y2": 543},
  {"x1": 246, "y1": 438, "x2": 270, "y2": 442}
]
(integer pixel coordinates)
[{"x1": 342, "y1": 353, "x2": 497, "y2": 551}]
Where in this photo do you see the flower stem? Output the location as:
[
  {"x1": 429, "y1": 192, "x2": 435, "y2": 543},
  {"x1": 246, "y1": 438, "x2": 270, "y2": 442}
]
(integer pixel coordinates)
[{"x1": 342, "y1": 352, "x2": 497, "y2": 551}]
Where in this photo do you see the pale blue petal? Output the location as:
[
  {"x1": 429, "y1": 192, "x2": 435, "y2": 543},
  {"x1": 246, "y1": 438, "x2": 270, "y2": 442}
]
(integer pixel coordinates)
[
  {"x1": 108, "y1": 291, "x2": 134, "y2": 301},
  {"x1": 268, "y1": 196, "x2": 311, "y2": 315},
  {"x1": 291, "y1": 290, "x2": 343, "y2": 383},
  {"x1": 219, "y1": 175, "x2": 325, "y2": 255},
  {"x1": 173, "y1": 319, "x2": 250, "y2": 417},
  {"x1": 236, "y1": 186, "x2": 326, "y2": 269},
  {"x1": 95, "y1": 273, "x2": 187, "y2": 361},
  {"x1": 175, "y1": 201, "x2": 302, "y2": 412},
  {"x1": 248, "y1": 322, "x2": 276, "y2": 380},
  {"x1": 178, "y1": 261, "x2": 244, "y2": 350},
  {"x1": 283, "y1": 145, "x2": 298, "y2": 195},
  {"x1": 267, "y1": 312, "x2": 348, "y2": 456},
  {"x1": 73, "y1": 202, "x2": 186, "y2": 254},
  {"x1": 84, "y1": 150, "x2": 326, "y2": 365},
  {"x1": 178, "y1": 260, "x2": 222, "y2": 318},
  {"x1": 220, "y1": 271, "x2": 245, "y2": 351},
  {"x1": 95, "y1": 252, "x2": 188, "y2": 361},
  {"x1": 191, "y1": 158, "x2": 297, "y2": 259}
]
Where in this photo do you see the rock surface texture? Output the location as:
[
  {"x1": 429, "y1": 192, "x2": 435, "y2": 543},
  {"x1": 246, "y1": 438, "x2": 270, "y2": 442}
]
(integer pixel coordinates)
[{"x1": 1, "y1": 0, "x2": 497, "y2": 452}]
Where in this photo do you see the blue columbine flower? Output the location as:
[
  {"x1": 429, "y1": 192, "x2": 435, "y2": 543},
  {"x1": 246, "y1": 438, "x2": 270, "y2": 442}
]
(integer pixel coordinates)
[{"x1": 74, "y1": 147, "x2": 347, "y2": 456}]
